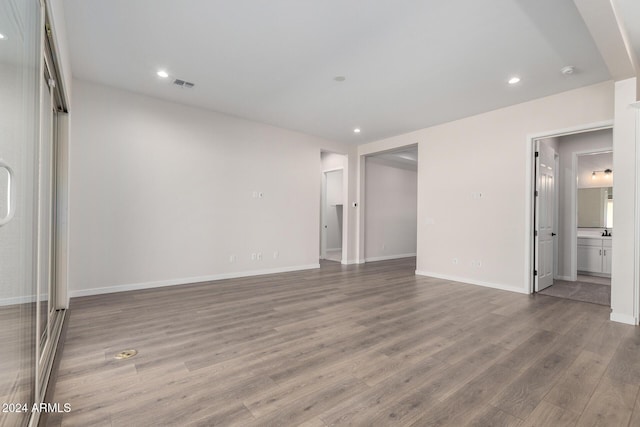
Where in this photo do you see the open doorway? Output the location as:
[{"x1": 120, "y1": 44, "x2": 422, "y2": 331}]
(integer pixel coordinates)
[
  {"x1": 533, "y1": 128, "x2": 613, "y2": 306},
  {"x1": 363, "y1": 145, "x2": 418, "y2": 262},
  {"x1": 320, "y1": 152, "x2": 346, "y2": 263}
]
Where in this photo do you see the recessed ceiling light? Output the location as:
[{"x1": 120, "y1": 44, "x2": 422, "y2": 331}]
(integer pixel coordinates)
[
  {"x1": 508, "y1": 76, "x2": 521, "y2": 85},
  {"x1": 334, "y1": 76, "x2": 346, "y2": 82},
  {"x1": 157, "y1": 70, "x2": 169, "y2": 78},
  {"x1": 354, "y1": 128, "x2": 361, "y2": 134},
  {"x1": 561, "y1": 66, "x2": 575, "y2": 76},
  {"x1": 0, "y1": 33, "x2": 6, "y2": 40}
]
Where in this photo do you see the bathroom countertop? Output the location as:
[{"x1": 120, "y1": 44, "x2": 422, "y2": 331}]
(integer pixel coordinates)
[
  {"x1": 577, "y1": 235, "x2": 612, "y2": 239},
  {"x1": 577, "y1": 231, "x2": 612, "y2": 239}
]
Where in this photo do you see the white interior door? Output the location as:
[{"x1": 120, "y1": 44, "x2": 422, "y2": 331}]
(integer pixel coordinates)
[{"x1": 535, "y1": 142, "x2": 556, "y2": 291}]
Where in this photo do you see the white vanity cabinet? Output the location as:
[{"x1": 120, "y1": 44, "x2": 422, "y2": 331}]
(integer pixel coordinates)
[
  {"x1": 602, "y1": 239, "x2": 612, "y2": 274},
  {"x1": 577, "y1": 237, "x2": 612, "y2": 275}
]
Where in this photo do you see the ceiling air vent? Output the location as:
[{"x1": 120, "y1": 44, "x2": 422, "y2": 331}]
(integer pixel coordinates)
[{"x1": 173, "y1": 79, "x2": 195, "y2": 89}]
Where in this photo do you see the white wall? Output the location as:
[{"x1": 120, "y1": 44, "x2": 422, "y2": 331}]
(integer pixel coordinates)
[
  {"x1": 556, "y1": 129, "x2": 613, "y2": 279},
  {"x1": 611, "y1": 77, "x2": 639, "y2": 324},
  {"x1": 358, "y1": 81, "x2": 614, "y2": 294},
  {"x1": 68, "y1": 79, "x2": 349, "y2": 296},
  {"x1": 364, "y1": 157, "x2": 417, "y2": 261},
  {"x1": 577, "y1": 152, "x2": 613, "y2": 189},
  {"x1": 47, "y1": 0, "x2": 73, "y2": 307},
  {"x1": 321, "y1": 152, "x2": 346, "y2": 172}
]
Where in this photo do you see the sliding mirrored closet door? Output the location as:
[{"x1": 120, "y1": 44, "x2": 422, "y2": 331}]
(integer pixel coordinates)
[{"x1": 0, "y1": 0, "x2": 42, "y2": 425}]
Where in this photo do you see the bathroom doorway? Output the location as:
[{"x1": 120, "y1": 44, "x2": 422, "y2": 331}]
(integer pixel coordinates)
[{"x1": 533, "y1": 128, "x2": 613, "y2": 306}]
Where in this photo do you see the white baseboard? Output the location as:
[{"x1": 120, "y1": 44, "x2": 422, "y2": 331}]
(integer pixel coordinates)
[
  {"x1": 341, "y1": 259, "x2": 365, "y2": 265},
  {"x1": 69, "y1": 264, "x2": 321, "y2": 298},
  {"x1": 365, "y1": 253, "x2": 417, "y2": 262},
  {"x1": 577, "y1": 271, "x2": 611, "y2": 278},
  {"x1": 610, "y1": 312, "x2": 638, "y2": 325},
  {"x1": 326, "y1": 248, "x2": 341, "y2": 252},
  {"x1": 0, "y1": 294, "x2": 37, "y2": 307},
  {"x1": 415, "y1": 270, "x2": 529, "y2": 295},
  {"x1": 555, "y1": 275, "x2": 574, "y2": 281}
]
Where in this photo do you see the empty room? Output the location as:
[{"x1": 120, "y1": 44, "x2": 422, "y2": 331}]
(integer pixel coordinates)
[{"x1": 3, "y1": 0, "x2": 640, "y2": 426}]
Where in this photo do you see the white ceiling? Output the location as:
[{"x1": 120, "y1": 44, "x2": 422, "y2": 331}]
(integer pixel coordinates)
[
  {"x1": 63, "y1": 0, "x2": 615, "y2": 144},
  {"x1": 615, "y1": 0, "x2": 640, "y2": 62}
]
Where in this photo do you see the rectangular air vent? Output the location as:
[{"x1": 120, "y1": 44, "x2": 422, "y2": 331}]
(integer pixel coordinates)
[{"x1": 173, "y1": 79, "x2": 195, "y2": 89}]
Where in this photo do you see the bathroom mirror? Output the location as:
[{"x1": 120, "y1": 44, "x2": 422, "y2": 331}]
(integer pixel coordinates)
[{"x1": 578, "y1": 187, "x2": 613, "y2": 228}]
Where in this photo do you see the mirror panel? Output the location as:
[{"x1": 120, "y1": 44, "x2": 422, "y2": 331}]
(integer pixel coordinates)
[{"x1": 578, "y1": 187, "x2": 612, "y2": 228}]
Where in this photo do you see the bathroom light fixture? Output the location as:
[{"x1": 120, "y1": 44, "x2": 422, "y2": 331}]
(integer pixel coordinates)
[
  {"x1": 353, "y1": 128, "x2": 361, "y2": 134},
  {"x1": 157, "y1": 70, "x2": 169, "y2": 78},
  {"x1": 508, "y1": 76, "x2": 520, "y2": 85},
  {"x1": 592, "y1": 169, "x2": 613, "y2": 179}
]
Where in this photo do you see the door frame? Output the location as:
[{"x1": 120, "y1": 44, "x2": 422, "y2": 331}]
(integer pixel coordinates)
[
  {"x1": 357, "y1": 143, "x2": 419, "y2": 264},
  {"x1": 526, "y1": 120, "x2": 614, "y2": 294}
]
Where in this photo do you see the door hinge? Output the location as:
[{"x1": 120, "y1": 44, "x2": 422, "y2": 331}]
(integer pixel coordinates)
[
  {"x1": 535, "y1": 151, "x2": 539, "y2": 158},
  {"x1": 534, "y1": 230, "x2": 538, "y2": 237},
  {"x1": 534, "y1": 270, "x2": 538, "y2": 276},
  {"x1": 535, "y1": 190, "x2": 539, "y2": 197}
]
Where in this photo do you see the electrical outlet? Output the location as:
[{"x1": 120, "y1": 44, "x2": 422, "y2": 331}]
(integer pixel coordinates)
[
  {"x1": 258, "y1": 192, "x2": 264, "y2": 198},
  {"x1": 273, "y1": 251, "x2": 279, "y2": 259},
  {"x1": 251, "y1": 253, "x2": 256, "y2": 261},
  {"x1": 229, "y1": 255, "x2": 236, "y2": 263},
  {"x1": 252, "y1": 191, "x2": 258, "y2": 199},
  {"x1": 477, "y1": 260, "x2": 482, "y2": 268},
  {"x1": 452, "y1": 258, "x2": 459, "y2": 265},
  {"x1": 257, "y1": 252, "x2": 263, "y2": 261},
  {"x1": 382, "y1": 244, "x2": 386, "y2": 251}
]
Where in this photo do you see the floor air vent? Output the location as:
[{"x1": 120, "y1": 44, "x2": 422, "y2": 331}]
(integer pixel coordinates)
[{"x1": 114, "y1": 349, "x2": 138, "y2": 360}]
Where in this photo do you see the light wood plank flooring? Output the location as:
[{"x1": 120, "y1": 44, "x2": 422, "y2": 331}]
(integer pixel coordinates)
[{"x1": 47, "y1": 258, "x2": 640, "y2": 426}]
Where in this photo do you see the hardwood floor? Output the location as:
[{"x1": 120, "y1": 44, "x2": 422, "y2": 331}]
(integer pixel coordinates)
[{"x1": 47, "y1": 258, "x2": 640, "y2": 426}]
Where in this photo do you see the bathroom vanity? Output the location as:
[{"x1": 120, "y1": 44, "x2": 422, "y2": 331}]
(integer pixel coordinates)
[{"x1": 577, "y1": 233, "x2": 612, "y2": 276}]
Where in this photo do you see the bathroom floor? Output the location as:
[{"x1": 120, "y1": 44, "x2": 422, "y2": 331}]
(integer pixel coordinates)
[{"x1": 538, "y1": 275, "x2": 610, "y2": 306}]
